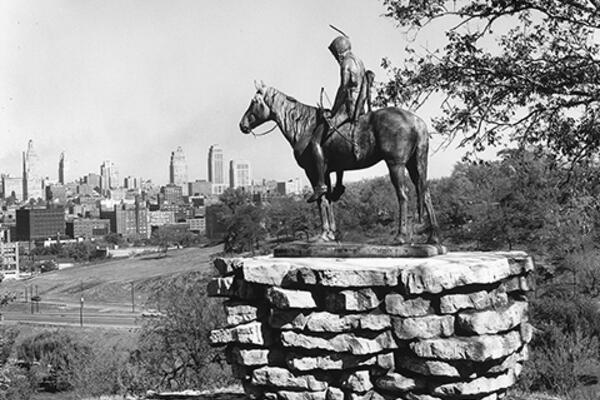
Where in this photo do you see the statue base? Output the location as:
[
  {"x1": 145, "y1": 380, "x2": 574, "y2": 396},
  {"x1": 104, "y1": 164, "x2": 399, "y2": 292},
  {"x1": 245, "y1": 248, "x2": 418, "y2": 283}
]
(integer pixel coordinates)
[{"x1": 273, "y1": 241, "x2": 447, "y2": 258}]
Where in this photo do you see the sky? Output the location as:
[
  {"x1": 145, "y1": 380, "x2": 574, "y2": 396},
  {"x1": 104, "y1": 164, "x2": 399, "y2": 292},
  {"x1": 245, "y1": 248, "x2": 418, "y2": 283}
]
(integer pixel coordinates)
[{"x1": 0, "y1": 0, "x2": 475, "y2": 186}]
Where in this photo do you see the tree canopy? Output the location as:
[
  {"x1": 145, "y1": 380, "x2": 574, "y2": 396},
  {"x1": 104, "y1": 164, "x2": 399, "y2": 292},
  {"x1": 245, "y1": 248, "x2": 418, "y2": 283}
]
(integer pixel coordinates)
[{"x1": 379, "y1": 0, "x2": 600, "y2": 162}]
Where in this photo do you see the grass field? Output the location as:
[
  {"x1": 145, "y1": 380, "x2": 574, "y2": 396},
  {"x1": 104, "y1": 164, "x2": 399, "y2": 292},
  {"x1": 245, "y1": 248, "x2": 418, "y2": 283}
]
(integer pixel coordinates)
[{"x1": 1, "y1": 244, "x2": 223, "y2": 311}]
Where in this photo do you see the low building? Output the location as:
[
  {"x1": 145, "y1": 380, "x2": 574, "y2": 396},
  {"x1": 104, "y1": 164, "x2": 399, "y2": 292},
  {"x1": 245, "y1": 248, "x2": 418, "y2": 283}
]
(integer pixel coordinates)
[
  {"x1": 100, "y1": 203, "x2": 149, "y2": 239},
  {"x1": 148, "y1": 210, "x2": 176, "y2": 228},
  {"x1": 187, "y1": 217, "x2": 205, "y2": 234},
  {"x1": 16, "y1": 206, "x2": 66, "y2": 241},
  {"x1": 66, "y1": 218, "x2": 110, "y2": 239},
  {"x1": 0, "y1": 241, "x2": 19, "y2": 279}
]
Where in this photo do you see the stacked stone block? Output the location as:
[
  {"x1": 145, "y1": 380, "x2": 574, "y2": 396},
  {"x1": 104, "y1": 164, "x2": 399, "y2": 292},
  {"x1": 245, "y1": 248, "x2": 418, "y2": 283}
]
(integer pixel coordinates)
[{"x1": 208, "y1": 252, "x2": 534, "y2": 400}]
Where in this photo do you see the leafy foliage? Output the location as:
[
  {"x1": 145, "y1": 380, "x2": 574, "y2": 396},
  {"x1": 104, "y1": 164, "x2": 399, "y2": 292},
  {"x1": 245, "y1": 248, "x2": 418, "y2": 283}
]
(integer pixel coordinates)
[{"x1": 380, "y1": 0, "x2": 600, "y2": 162}]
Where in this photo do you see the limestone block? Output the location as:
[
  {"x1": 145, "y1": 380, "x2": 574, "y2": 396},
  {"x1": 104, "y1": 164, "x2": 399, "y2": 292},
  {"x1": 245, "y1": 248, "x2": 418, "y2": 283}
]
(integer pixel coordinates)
[
  {"x1": 429, "y1": 368, "x2": 516, "y2": 397},
  {"x1": 325, "y1": 288, "x2": 381, "y2": 312},
  {"x1": 224, "y1": 301, "x2": 262, "y2": 326},
  {"x1": 520, "y1": 322, "x2": 534, "y2": 343},
  {"x1": 326, "y1": 387, "x2": 344, "y2": 400},
  {"x1": 392, "y1": 315, "x2": 454, "y2": 340},
  {"x1": 456, "y1": 301, "x2": 528, "y2": 335},
  {"x1": 270, "y1": 310, "x2": 391, "y2": 332},
  {"x1": 229, "y1": 347, "x2": 284, "y2": 366},
  {"x1": 268, "y1": 287, "x2": 317, "y2": 309},
  {"x1": 374, "y1": 372, "x2": 426, "y2": 393},
  {"x1": 403, "y1": 394, "x2": 498, "y2": 400},
  {"x1": 439, "y1": 289, "x2": 509, "y2": 314},
  {"x1": 207, "y1": 276, "x2": 235, "y2": 297},
  {"x1": 214, "y1": 257, "x2": 243, "y2": 276},
  {"x1": 502, "y1": 274, "x2": 535, "y2": 293},
  {"x1": 346, "y1": 391, "x2": 376, "y2": 400},
  {"x1": 399, "y1": 254, "x2": 512, "y2": 294},
  {"x1": 340, "y1": 370, "x2": 373, "y2": 393},
  {"x1": 251, "y1": 366, "x2": 329, "y2": 391},
  {"x1": 286, "y1": 353, "x2": 378, "y2": 371},
  {"x1": 397, "y1": 346, "x2": 529, "y2": 378},
  {"x1": 209, "y1": 321, "x2": 270, "y2": 346},
  {"x1": 409, "y1": 330, "x2": 522, "y2": 362},
  {"x1": 243, "y1": 260, "x2": 293, "y2": 286},
  {"x1": 281, "y1": 330, "x2": 397, "y2": 355},
  {"x1": 277, "y1": 390, "x2": 328, "y2": 400},
  {"x1": 376, "y1": 352, "x2": 395, "y2": 370},
  {"x1": 282, "y1": 263, "x2": 399, "y2": 287},
  {"x1": 385, "y1": 293, "x2": 432, "y2": 317}
]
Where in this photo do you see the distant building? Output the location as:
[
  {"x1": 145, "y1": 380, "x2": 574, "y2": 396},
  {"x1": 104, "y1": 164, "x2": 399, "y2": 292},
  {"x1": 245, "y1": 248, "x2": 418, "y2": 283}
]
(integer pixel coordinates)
[
  {"x1": 58, "y1": 152, "x2": 65, "y2": 184},
  {"x1": 100, "y1": 203, "x2": 149, "y2": 239},
  {"x1": 0, "y1": 241, "x2": 19, "y2": 279},
  {"x1": 276, "y1": 178, "x2": 302, "y2": 196},
  {"x1": 161, "y1": 184, "x2": 183, "y2": 206},
  {"x1": 23, "y1": 140, "x2": 43, "y2": 201},
  {"x1": 123, "y1": 176, "x2": 139, "y2": 190},
  {"x1": 84, "y1": 173, "x2": 101, "y2": 189},
  {"x1": 208, "y1": 144, "x2": 226, "y2": 195},
  {"x1": 66, "y1": 218, "x2": 110, "y2": 239},
  {"x1": 187, "y1": 217, "x2": 205, "y2": 234},
  {"x1": 188, "y1": 180, "x2": 212, "y2": 197},
  {"x1": 229, "y1": 160, "x2": 252, "y2": 189},
  {"x1": 205, "y1": 204, "x2": 226, "y2": 239},
  {"x1": 169, "y1": 147, "x2": 188, "y2": 196},
  {"x1": 100, "y1": 160, "x2": 119, "y2": 194},
  {"x1": 148, "y1": 210, "x2": 176, "y2": 228},
  {"x1": 2, "y1": 175, "x2": 23, "y2": 201},
  {"x1": 16, "y1": 206, "x2": 66, "y2": 241},
  {"x1": 46, "y1": 184, "x2": 67, "y2": 204}
]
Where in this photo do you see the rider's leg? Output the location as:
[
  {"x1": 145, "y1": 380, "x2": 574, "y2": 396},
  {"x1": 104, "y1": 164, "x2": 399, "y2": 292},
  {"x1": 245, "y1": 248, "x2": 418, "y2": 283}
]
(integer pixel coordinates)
[{"x1": 307, "y1": 125, "x2": 328, "y2": 203}]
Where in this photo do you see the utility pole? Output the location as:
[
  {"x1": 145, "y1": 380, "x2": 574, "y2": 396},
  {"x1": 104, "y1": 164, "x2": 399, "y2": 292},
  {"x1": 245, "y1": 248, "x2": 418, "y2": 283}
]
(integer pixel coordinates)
[
  {"x1": 35, "y1": 285, "x2": 39, "y2": 313},
  {"x1": 79, "y1": 281, "x2": 84, "y2": 327},
  {"x1": 131, "y1": 282, "x2": 135, "y2": 313}
]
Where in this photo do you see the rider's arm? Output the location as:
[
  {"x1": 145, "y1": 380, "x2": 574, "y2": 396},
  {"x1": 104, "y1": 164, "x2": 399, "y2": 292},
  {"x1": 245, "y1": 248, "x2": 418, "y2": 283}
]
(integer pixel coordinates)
[{"x1": 331, "y1": 63, "x2": 352, "y2": 116}]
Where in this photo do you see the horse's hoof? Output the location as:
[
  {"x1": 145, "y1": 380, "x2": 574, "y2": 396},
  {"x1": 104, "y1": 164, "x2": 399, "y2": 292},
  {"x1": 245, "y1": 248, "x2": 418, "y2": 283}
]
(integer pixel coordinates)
[
  {"x1": 327, "y1": 185, "x2": 345, "y2": 202},
  {"x1": 392, "y1": 235, "x2": 408, "y2": 245}
]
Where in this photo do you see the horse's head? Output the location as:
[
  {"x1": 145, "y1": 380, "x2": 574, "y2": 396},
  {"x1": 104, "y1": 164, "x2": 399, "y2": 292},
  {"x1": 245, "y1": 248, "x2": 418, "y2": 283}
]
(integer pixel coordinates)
[{"x1": 239, "y1": 80, "x2": 272, "y2": 134}]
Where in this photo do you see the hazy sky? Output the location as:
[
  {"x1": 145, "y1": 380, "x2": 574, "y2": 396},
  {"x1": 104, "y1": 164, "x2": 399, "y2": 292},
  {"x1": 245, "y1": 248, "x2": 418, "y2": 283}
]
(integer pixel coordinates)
[{"x1": 1, "y1": 0, "x2": 472, "y2": 185}]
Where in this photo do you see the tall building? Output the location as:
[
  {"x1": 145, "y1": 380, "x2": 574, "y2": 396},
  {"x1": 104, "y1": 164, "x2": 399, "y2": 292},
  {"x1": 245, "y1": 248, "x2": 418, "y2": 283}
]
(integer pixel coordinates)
[
  {"x1": 100, "y1": 160, "x2": 119, "y2": 194},
  {"x1": 23, "y1": 140, "x2": 43, "y2": 201},
  {"x1": 123, "y1": 176, "x2": 139, "y2": 190},
  {"x1": 84, "y1": 173, "x2": 101, "y2": 189},
  {"x1": 58, "y1": 152, "x2": 65, "y2": 184},
  {"x1": 229, "y1": 160, "x2": 252, "y2": 189},
  {"x1": 208, "y1": 144, "x2": 226, "y2": 195},
  {"x1": 169, "y1": 146, "x2": 188, "y2": 196},
  {"x1": 2, "y1": 175, "x2": 23, "y2": 201}
]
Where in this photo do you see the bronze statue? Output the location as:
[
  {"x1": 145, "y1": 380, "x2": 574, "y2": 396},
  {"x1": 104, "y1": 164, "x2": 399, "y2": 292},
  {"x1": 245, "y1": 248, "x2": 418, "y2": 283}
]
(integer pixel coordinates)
[
  {"x1": 307, "y1": 36, "x2": 370, "y2": 203},
  {"x1": 239, "y1": 81, "x2": 440, "y2": 245}
]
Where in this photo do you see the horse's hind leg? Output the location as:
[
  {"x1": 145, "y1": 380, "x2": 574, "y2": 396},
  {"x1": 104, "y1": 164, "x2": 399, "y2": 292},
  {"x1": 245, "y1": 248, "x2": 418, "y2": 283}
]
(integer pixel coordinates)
[
  {"x1": 406, "y1": 156, "x2": 423, "y2": 224},
  {"x1": 328, "y1": 171, "x2": 345, "y2": 202},
  {"x1": 386, "y1": 161, "x2": 409, "y2": 244}
]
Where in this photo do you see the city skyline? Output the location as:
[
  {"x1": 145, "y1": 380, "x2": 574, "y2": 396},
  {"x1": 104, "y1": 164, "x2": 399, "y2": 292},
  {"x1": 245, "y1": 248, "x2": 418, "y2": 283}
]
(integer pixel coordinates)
[{"x1": 0, "y1": 1, "x2": 484, "y2": 186}]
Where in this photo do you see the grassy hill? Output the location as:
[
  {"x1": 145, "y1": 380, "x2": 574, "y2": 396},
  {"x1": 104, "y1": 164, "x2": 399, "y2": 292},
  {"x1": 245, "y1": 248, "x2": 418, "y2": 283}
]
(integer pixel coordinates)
[{"x1": 1, "y1": 245, "x2": 223, "y2": 310}]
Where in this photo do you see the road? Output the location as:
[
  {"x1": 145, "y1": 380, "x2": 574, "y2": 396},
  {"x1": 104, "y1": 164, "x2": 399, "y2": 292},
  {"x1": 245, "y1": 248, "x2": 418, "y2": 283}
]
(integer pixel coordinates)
[{"x1": 2, "y1": 309, "x2": 140, "y2": 328}]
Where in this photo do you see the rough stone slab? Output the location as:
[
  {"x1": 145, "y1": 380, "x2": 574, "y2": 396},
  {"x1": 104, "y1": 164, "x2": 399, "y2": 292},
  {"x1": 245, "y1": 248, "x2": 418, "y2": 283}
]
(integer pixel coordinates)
[
  {"x1": 385, "y1": 293, "x2": 432, "y2": 317},
  {"x1": 456, "y1": 301, "x2": 528, "y2": 335},
  {"x1": 209, "y1": 321, "x2": 271, "y2": 346},
  {"x1": 285, "y1": 265, "x2": 399, "y2": 288},
  {"x1": 502, "y1": 274, "x2": 535, "y2": 293},
  {"x1": 325, "y1": 288, "x2": 381, "y2": 312},
  {"x1": 286, "y1": 353, "x2": 378, "y2": 371},
  {"x1": 392, "y1": 315, "x2": 454, "y2": 340},
  {"x1": 251, "y1": 366, "x2": 329, "y2": 391},
  {"x1": 281, "y1": 330, "x2": 397, "y2": 355},
  {"x1": 377, "y1": 352, "x2": 395, "y2": 370},
  {"x1": 277, "y1": 390, "x2": 327, "y2": 400},
  {"x1": 274, "y1": 242, "x2": 446, "y2": 258},
  {"x1": 429, "y1": 368, "x2": 516, "y2": 396},
  {"x1": 340, "y1": 370, "x2": 373, "y2": 393},
  {"x1": 214, "y1": 257, "x2": 243, "y2": 276},
  {"x1": 409, "y1": 330, "x2": 522, "y2": 362},
  {"x1": 399, "y1": 254, "x2": 513, "y2": 295},
  {"x1": 243, "y1": 261, "x2": 293, "y2": 286},
  {"x1": 207, "y1": 276, "x2": 235, "y2": 297},
  {"x1": 520, "y1": 322, "x2": 534, "y2": 343},
  {"x1": 326, "y1": 387, "x2": 344, "y2": 400},
  {"x1": 403, "y1": 394, "x2": 498, "y2": 400},
  {"x1": 346, "y1": 391, "x2": 376, "y2": 400},
  {"x1": 374, "y1": 372, "x2": 426, "y2": 393},
  {"x1": 228, "y1": 347, "x2": 284, "y2": 366},
  {"x1": 270, "y1": 310, "x2": 390, "y2": 332},
  {"x1": 224, "y1": 301, "x2": 262, "y2": 326},
  {"x1": 439, "y1": 288, "x2": 509, "y2": 314},
  {"x1": 397, "y1": 346, "x2": 528, "y2": 378},
  {"x1": 268, "y1": 287, "x2": 317, "y2": 309}
]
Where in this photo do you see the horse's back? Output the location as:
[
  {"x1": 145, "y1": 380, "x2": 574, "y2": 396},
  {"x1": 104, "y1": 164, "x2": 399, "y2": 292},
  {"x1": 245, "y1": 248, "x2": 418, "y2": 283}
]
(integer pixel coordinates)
[{"x1": 370, "y1": 107, "x2": 427, "y2": 135}]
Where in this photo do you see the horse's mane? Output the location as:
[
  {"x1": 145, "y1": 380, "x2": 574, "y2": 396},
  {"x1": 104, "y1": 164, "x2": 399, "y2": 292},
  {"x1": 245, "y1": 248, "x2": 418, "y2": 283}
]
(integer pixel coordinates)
[{"x1": 263, "y1": 87, "x2": 318, "y2": 147}]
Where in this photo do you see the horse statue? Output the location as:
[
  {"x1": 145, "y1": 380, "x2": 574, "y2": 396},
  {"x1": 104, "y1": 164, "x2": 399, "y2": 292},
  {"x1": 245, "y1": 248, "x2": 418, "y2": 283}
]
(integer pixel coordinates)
[{"x1": 239, "y1": 81, "x2": 440, "y2": 245}]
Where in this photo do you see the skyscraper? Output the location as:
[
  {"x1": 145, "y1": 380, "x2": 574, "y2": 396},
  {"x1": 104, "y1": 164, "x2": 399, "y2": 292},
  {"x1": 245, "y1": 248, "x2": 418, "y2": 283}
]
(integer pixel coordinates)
[
  {"x1": 100, "y1": 160, "x2": 119, "y2": 194},
  {"x1": 208, "y1": 144, "x2": 226, "y2": 195},
  {"x1": 23, "y1": 139, "x2": 43, "y2": 201},
  {"x1": 169, "y1": 146, "x2": 188, "y2": 196},
  {"x1": 58, "y1": 152, "x2": 65, "y2": 184},
  {"x1": 229, "y1": 160, "x2": 252, "y2": 189}
]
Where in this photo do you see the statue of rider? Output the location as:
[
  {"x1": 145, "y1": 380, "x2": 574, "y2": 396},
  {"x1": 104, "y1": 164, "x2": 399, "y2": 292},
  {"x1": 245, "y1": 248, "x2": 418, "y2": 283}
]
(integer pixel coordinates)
[{"x1": 307, "y1": 35, "x2": 371, "y2": 203}]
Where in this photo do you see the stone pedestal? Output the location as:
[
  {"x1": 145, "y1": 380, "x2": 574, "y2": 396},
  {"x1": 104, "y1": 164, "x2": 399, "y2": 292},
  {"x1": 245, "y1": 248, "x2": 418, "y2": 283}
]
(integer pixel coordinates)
[{"x1": 208, "y1": 252, "x2": 534, "y2": 400}]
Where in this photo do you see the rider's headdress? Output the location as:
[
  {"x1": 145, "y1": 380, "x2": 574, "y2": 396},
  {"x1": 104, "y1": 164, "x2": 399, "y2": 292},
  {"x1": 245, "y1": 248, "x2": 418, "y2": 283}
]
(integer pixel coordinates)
[{"x1": 328, "y1": 36, "x2": 351, "y2": 58}]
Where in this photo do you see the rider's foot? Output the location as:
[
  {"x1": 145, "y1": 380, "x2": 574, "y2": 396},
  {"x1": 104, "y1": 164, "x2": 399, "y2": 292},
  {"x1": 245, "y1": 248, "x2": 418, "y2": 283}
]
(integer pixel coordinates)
[{"x1": 307, "y1": 185, "x2": 327, "y2": 203}]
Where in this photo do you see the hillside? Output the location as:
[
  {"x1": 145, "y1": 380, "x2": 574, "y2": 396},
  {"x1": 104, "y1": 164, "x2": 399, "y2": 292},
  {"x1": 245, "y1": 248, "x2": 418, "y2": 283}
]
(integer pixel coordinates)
[{"x1": 1, "y1": 245, "x2": 223, "y2": 310}]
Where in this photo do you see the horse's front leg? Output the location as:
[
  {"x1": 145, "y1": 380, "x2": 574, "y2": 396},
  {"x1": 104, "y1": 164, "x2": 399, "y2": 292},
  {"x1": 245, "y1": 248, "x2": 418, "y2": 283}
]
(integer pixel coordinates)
[{"x1": 316, "y1": 198, "x2": 335, "y2": 242}]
